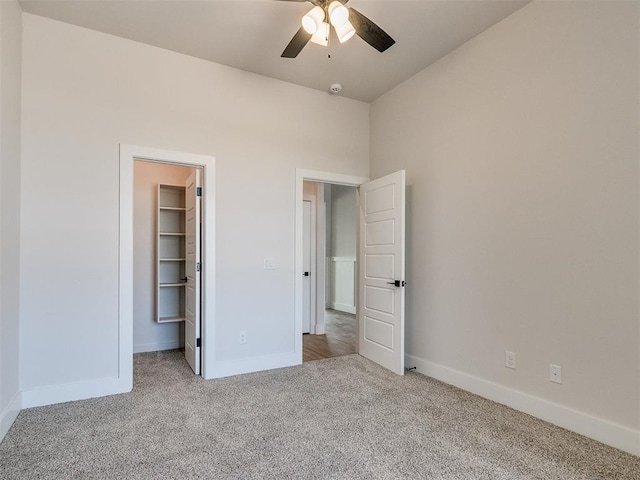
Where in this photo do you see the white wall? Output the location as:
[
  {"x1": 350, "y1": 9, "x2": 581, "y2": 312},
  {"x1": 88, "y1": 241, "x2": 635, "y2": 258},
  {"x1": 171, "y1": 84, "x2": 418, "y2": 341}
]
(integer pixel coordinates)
[
  {"x1": 324, "y1": 183, "x2": 332, "y2": 264},
  {"x1": 19, "y1": 14, "x2": 369, "y2": 392},
  {"x1": 371, "y1": 1, "x2": 639, "y2": 453},
  {"x1": 329, "y1": 185, "x2": 356, "y2": 258},
  {"x1": 133, "y1": 161, "x2": 193, "y2": 353},
  {"x1": 326, "y1": 184, "x2": 357, "y2": 313},
  {"x1": 0, "y1": 0, "x2": 22, "y2": 440}
]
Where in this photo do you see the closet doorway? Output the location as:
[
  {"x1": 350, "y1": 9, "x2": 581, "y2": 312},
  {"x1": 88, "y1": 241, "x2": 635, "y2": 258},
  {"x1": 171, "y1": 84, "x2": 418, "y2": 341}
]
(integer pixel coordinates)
[
  {"x1": 133, "y1": 160, "x2": 203, "y2": 374},
  {"x1": 120, "y1": 145, "x2": 215, "y2": 387}
]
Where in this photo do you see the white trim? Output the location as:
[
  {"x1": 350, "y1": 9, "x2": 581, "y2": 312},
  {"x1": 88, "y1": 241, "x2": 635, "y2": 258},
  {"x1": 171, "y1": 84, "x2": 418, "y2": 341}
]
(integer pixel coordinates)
[
  {"x1": 327, "y1": 256, "x2": 357, "y2": 314},
  {"x1": 303, "y1": 195, "x2": 317, "y2": 334},
  {"x1": 21, "y1": 377, "x2": 126, "y2": 409},
  {"x1": 406, "y1": 354, "x2": 640, "y2": 456},
  {"x1": 315, "y1": 186, "x2": 327, "y2": 336},
  {"x1": 0, "y1": 392, "x2": 22, "y2": 442},
  {"x1": 298, "y1": 169, "x2": 370, "y2": 187},
  {"x1": 120, "y1": 145, "x2": 216, "y2": 384},
  {"x1": 133, "y1": 340, "x2": 184, "y2": 354},
  {"x1": 209, "y1": 352, "x2": 299, "y2": 379},
  {"x1": 325, "y1": 257, "x2": 332, "y2": 310},
  {"x1": 119, "y1": 146, "x2": 135, "y2": 394},
  {"x1": 295, "y1": 170, "x2": 369, "y2": 363}
]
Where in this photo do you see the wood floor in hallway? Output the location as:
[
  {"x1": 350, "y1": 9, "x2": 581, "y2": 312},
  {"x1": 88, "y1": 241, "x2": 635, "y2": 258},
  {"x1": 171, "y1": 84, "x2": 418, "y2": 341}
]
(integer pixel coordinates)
[{"x1": 303, "y1": 309, "x2": 356, "y2": 362}]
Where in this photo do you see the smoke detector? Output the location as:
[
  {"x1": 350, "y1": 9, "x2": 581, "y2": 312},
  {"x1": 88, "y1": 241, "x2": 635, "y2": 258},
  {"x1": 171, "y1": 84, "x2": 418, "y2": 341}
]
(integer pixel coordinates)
[{"x1": 329, "y1": 83, "x2": 343, "y2": 95}]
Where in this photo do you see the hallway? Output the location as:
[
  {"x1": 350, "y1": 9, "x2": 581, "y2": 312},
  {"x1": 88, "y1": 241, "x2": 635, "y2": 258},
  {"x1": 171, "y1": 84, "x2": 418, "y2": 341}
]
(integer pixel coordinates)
[{"x1": 303, "y1": 309, "x2": 356, "y2": 362}]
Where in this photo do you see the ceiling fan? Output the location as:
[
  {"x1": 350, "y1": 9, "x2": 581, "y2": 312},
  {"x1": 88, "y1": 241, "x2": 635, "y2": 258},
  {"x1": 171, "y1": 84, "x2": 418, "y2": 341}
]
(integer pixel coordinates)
[{"x1": 280, "y1": 0, "x2": 395, "y2": 58}]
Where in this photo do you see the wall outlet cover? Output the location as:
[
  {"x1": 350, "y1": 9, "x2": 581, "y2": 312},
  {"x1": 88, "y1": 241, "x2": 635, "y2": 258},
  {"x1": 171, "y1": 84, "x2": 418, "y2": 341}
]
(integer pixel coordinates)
[
  {"x1": 550, "y1": 364, "x2": 562, "y2": 384},
  {"x1": 505, "y1": 351, "x2": 516, "y2": 370}
]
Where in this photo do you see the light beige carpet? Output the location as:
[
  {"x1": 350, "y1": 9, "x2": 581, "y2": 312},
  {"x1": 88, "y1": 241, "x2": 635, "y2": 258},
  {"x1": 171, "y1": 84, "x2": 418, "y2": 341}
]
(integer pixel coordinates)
[{"x1": 1, "y1": 350, "x2": 638, "y2": 479}]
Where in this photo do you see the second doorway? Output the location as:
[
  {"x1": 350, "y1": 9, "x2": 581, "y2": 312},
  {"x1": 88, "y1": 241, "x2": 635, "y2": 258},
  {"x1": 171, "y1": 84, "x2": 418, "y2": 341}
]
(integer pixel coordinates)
[{"x1": 302, "y1": 181, "x2": 357, "y2": 362}]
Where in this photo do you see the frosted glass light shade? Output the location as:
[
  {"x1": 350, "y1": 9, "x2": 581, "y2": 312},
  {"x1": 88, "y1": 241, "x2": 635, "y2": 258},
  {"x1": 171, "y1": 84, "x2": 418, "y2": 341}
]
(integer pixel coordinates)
[
  {"x1": 328, "y1": 1, "x2": 349, "y2": 27},
  {"x1": 302, "y1": 6, "x2": 324, "y2": 34},
  {"x1": 310, "y1": 22, "x2": 329, "y2": 46},
  {"x1": 335, "y1": 20, "x2": 356, "y2": 43}
]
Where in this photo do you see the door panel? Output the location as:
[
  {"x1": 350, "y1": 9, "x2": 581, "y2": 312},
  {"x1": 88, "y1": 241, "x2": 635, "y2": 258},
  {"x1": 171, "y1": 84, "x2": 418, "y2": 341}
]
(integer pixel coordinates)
[
  {"x1": 364, "y1": 285, "x2": 394, "y2": 315},
  {"x1": 364, "y1": 184, "x2": 395, "y2": 214},
  {"x1": 364, "y1": 316, "x2": 394, "y2": 349},
  {"x1": 365, "y1": 254, "x2": 394, "y2": 279},
  {"x1": 185, "y1": 170, "x2": 201, "y2": 374},
  {"x1": 365, "y1": 220, "x2": 395, "y2": 245},
  {"x1": 302, "y1": 200, "x2": 311, "y2": 334},
  {"x1": 358, "y1": 170, "x2": 405, "y2": 375}
]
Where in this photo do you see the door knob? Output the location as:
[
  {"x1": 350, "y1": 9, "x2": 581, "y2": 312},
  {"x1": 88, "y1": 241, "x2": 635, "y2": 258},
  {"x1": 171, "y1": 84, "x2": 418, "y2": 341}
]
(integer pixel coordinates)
[
  {"x1": 303, "y1": 272, "x2": 310, "y2": 277},
  {"x1": 386, "y1": 280, "x2": 406, "y2": 287}
]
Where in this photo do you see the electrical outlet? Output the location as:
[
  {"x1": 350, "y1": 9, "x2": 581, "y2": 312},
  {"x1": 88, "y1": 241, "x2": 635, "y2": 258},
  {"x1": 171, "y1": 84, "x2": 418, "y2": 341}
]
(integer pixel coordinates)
[
  {"x1": 239, "y1": 330, "x2": 247, "y2": 344},
  {"x1": 505, "y1": 351, "x2": 516, "y2": 370},
  {"x1": 550, "y1": 364, "x2": 562, "y2": 384}
]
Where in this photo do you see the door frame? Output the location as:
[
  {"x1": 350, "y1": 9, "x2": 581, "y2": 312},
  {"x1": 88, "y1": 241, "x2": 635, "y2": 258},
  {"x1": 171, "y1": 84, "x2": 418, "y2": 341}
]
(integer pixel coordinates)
[
  {"x1": 303, "y1": 195, "x2": 316, "y2": 334},
  {"x1": 295, "y1": 169, "x2": 368, "y2": 363},
  {"x1": 120, "y1": 145, "x2": 216, "y2": 387}
]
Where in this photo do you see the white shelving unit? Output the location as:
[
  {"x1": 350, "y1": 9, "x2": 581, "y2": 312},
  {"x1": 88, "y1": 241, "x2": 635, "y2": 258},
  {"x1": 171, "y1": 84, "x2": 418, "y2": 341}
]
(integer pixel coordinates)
[{"x1": 157, "y1": 184, "x2": 186, "y2": 323}]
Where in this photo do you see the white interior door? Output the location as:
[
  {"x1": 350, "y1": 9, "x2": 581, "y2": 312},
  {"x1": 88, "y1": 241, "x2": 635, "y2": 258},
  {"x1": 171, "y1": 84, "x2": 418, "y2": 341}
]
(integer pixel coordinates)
[
  {"x1": 358, "y1": 170, "x2": 406, "y2": 375},
  {"x1": 302, "y1": 199, "x2": 312, "y2": 334},
  {"x1": 185, "y1": 169, "x2": 202, "y2": 374}
]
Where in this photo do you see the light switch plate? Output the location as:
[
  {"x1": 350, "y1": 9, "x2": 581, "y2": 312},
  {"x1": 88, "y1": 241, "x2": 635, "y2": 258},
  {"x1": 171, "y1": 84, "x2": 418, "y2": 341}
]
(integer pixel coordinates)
[{"x1": 264, "y1": 258, "x2": 276, "y2": 270}]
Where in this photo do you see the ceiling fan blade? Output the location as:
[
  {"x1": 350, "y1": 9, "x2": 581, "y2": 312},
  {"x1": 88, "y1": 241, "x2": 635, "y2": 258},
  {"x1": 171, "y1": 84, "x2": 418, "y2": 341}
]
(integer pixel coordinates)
[
  {"x1": 348, "y1": 7, "x2": 395, "y2": 53},
  {"x1": 281, "y1": 26, "x2": 312, "y2": 58}
]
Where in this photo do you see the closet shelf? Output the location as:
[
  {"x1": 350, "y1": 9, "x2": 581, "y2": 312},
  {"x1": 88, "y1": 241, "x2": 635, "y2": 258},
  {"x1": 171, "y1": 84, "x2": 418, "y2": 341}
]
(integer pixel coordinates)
[
  {"x1": 157, "y1": 183, "x2": 187, "y2": 324},
  {"x1": 157, "y1": 315, "x2": 186, "y2": 323},
  {"x1": 159, "y1": 206, "x2": 186, "y2": 212}
]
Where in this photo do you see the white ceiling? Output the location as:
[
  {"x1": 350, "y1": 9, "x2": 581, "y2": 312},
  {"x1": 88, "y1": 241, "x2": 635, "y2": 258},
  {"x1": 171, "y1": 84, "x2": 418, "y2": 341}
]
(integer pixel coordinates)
[{"x1": 19, "y1": 0, "x2": 530, "y2": 102}]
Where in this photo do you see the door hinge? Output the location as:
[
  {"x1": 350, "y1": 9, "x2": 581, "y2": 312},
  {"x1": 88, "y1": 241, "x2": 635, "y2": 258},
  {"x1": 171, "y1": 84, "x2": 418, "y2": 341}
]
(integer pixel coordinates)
[
  {"x1": 196, "y1": 187, "x2": 202, "y2": 196},
  {"x1": 196, "y1": 338, "x2": 201, "y2": 348},
  {"x1": 196, "y1": 262, "x2": 201, "y2": 272}
]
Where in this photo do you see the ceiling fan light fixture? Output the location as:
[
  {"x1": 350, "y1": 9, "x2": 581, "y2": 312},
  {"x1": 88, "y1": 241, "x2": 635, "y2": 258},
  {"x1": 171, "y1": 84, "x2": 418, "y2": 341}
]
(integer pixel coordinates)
[
  {"x1": 328, "y1": 1, "x2": 349, "y2": 27},
  {"x1": 335, "y1": 20, "x2": 356, "y2": 43},
  {"x1": 302, "y1": 6, "x2": 324, "y2": 34},
  {"x1": 281, "y1": 1, "x2": 395, "y2": 59},
  {"x1": 310, "y1": 21, "x2": 329, "y2": 46}
]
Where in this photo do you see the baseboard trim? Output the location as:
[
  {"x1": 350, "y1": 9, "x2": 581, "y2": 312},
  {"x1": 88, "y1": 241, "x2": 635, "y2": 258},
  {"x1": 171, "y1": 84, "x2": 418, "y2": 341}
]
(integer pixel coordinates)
[
  {"x1": 133, "y1": 340, "x2": 183, "y2": 354},
  {"x1": 0, "y1": 392, "x2": 22, "y2": 443},
  {"x1": 406, "y1": 354, "x2": 640, "y2": 456},
  {"x1": 331, "y1": 303, "x2": 356, "y2": 314},
  {"x1": 21, "y1": 377, "x2": 132, "y2": 409},
  {"x1": 207, "y1": 351, "x2": 300, "y2": 380}
]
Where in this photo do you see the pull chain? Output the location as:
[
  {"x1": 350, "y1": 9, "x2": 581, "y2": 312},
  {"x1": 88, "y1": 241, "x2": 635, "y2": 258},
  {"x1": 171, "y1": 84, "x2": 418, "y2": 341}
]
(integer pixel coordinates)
[{"x1": 326, "y1": 5, "x2": 331, "y2": 59}]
